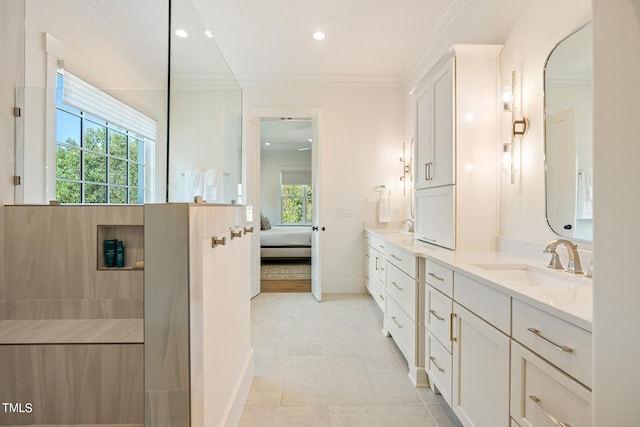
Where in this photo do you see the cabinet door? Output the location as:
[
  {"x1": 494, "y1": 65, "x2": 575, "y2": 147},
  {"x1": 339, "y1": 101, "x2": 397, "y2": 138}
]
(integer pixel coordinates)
[
  {"x1": 452, "y1": 303, "x2": 510, "y2": 427},
  {"x1": 415, "y1": 85, "x2": 432, "y2": 190},
  {"x1": 431, "y1": 57, "x2": 455, "y2": 188},
  {"x1": 415, "y1": 186, "x2": 455, "y2": 250}
]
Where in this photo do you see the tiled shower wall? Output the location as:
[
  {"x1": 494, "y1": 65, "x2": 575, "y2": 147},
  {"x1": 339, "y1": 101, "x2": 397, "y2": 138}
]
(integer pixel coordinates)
[{"x1": 1, "y1": 205, "x2": 143, "y2": 319}]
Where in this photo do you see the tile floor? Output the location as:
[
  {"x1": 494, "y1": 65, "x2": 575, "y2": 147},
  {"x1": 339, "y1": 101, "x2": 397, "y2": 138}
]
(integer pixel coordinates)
[{"x1": 239, "y1": 293, "x2": 463, "y2": 427}]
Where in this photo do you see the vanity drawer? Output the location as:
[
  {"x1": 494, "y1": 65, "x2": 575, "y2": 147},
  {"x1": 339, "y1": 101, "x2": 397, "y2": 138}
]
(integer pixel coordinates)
[
  {"x1": 369, "y1": 234, "x2": 386, "y2": 253},
  {"x1": 386, "y1": 262, "x2": 417, "y2": 322},
  {"x1": 426, "y1": 330, "x2": 452, "y2": 406},
  {"x1": 385, "y1": 244, "x2": 417, "y2": 279},
  {"x1": 425, "y1": 259, "x2": 453, "y2": 297},
  {"x1": 386, "y1": 297, "x2": 416, "y2": 363},
  {"x1": 512, "y1": 299, "x2": 592, "y2": 388},
  {"x1": 425, "y1": 284, "x2": 452, "y2": 351},
  {"x1": 511, "y1": 341, "x2": 592, "y2": 427},
  {"x1": 454, "y1": 273, "x2": 511, "y2": 334}
]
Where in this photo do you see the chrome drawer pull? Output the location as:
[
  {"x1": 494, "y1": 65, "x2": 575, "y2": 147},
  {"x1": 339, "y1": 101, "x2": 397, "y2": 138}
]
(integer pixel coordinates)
[
  {"x1": 391, "y1": 254, "x2": 402, "y2": 261},
  {"x1": 428, "y1": 272, "x2": 444, "y2": 281},
  {"x1": 429, "y1": 309, "x2": 445, "y2": 321},
  {"x1": 429, "y1": 356, "x2": 445, "y2": 373},
  {"x1": 391, "y1": 316, "x2": 403, "y2": 328},
  {"x1": 380, "y1": 294, "x2": 385, "y2": 301},
  {"x1": 529, "y1": 395, "x2": 572, "y2": 427},
  {"x1": 391, "y1": 281, "x2": 403, "y2": 291},
  {"x1": 527, "y1": 328, "x2": 573, "y2": 353}
]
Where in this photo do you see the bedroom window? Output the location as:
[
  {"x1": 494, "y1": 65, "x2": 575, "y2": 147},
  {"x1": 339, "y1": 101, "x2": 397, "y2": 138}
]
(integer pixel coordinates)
[
  {"x1": 55, "y1": 70, "x2": 156, "y2": 204},
  {"x1": 280, "y1": 170, "x2": 312, "y2": 224}
]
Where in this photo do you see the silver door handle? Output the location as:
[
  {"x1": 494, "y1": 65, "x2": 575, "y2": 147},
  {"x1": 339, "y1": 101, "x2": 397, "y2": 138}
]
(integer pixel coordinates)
[
  {"x1": 529, "y1": 395, "x2": 572, "y2": 427},
  {"x1": 429, "y1": 309, "x2": 445, "y2": 321},
  {"x1": 391, "y1": 316, "x2": 403, "y2": 328},
  {"x1": 527, "y1": 328, "x2": 573, "y2": 353},
  {"x1": 430, "y1": 356, "x2": 445, "y2": 373},
  {"x1": 428, "y1": 272, "x2": 444, "y2": 281}
]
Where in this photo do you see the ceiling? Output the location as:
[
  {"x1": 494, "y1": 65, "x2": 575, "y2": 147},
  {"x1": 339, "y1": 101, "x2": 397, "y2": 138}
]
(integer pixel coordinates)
[
  {"x1": 191, "y1": 0, "x2": 453, "y2": 85},
  {"x1": 260, "y1": 119, "x2": 313, "y2": 152}
]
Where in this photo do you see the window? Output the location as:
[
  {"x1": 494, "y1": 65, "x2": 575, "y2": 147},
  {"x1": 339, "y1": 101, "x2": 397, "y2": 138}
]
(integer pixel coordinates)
[
  {"x1": 55, "y1": 71, "x2": 154, "y2": 204},
  {"x1": 280, "y1": 170, "x2": 312, "y2": 224}
]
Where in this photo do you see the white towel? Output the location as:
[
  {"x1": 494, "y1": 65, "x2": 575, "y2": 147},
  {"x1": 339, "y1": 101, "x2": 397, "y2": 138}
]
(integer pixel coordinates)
[
  {"x1": 203, "y1": 168, "x2": 224, "y2": 202},
  {"x1": 378, "y1": 191, "x2": 391, "y2": 223},
  {"x1": 184, "y1": 168, "x2": 203, "y2": 202},
  {"x1": 576, "y1": 168, "x2": 593, "y2": 219}
]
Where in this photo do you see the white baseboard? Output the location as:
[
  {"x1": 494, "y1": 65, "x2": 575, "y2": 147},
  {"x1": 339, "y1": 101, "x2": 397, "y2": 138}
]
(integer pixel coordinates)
[{"x1": 222, "y1": 349, "x2": 254, "y2": 427}]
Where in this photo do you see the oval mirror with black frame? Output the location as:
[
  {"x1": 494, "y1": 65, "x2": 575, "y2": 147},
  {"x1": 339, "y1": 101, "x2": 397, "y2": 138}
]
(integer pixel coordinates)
[{"x1": 544, "y1": 22, "x2": 593, "y2": 242}]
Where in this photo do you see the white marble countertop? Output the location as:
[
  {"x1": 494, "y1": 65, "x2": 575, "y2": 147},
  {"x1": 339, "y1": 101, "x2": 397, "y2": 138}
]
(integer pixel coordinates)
[
  {"x1": 367, "y1": 229, "x2": 593, "y2": 332},
  {"x1": 0, "y1": 319, "x2": 143, "y2": 344}
]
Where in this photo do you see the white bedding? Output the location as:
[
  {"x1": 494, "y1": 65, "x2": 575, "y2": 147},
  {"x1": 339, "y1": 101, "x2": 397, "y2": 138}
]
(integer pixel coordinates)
[{"x1": 260, "y1": 225, "x2": 312, "y2": 247}]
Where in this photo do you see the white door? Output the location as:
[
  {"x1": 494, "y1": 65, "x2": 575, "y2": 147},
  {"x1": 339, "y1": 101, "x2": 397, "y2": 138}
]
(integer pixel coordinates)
[
  {"x1": 245, "y1": 112, "x2": 261, "y2": 298},
  {"x1": 415, "y1": 85, "x2": 432, "y2": 190},
  {"x1": 432, "y1": 58, "x2": 455, "y2": 188},
  {"x1": 546, "y1": 110, "x2": 577, "y2": 236},
  {"x1": 311, "y1": 117, "x2": 322, "y2": 301}
]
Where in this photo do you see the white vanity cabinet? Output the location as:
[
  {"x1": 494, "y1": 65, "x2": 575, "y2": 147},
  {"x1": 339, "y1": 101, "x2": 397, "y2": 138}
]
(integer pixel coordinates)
[
  {"x1": 511, "y1": 299, "x2": 592, "y2": 427},
  {"x1": 364, "y1": 232, "x2": 386, "y2": 310},
  {"x1": 383, "y1": 243, "x2": 425, "y2": 386},
  {"x1": 414, "y1": 45, "x2": 501, "y2": 250}
]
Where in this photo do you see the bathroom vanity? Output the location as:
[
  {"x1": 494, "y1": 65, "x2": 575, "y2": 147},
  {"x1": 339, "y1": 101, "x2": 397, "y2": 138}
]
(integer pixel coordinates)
[{"x1": 364, "y1": 229, "x2": 592, "y2": 427}]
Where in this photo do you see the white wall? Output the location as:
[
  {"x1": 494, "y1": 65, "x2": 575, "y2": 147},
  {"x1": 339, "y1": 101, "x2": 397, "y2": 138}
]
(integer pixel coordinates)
[
  {"x1": 245, "y1": 84, "x2": 406, "y2": 293},
  {"x1": 260, "y1": 149, "x2": 311, "y2": 224},
  {"x1": 592, "y1": 0, "x2": 640, "y2": 424}
]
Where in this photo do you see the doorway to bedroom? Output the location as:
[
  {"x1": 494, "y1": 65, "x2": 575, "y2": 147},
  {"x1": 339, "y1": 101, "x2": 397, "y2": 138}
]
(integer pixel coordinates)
[{"x1": 259, "y1": 118, "x2": 313, "y2": 293}]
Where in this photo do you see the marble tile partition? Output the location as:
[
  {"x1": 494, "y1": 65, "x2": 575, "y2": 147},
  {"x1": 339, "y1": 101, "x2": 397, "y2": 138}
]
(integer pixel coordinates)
[
  {"x1": 0, "y1": 344, "x2": 144, "y2": 425},
  {"x1": 2, "y1": 205, "x2": 144, "y2": 320}
]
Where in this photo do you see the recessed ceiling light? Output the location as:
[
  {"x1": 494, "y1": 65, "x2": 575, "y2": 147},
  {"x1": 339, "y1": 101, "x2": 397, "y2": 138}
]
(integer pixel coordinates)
[
  {"x1": 307, "y1": 138, "x2": 312, "y2": 143},
  {"x1": 298, "y1": 147, "x2": 311, "y2": 151},
  {"x1": 175, "y1": 29, "x2": 189, "y2": 38},
  {"x1": 205, "y1": 30, "x2": 213, "y2": 38},
  {"x1": 313, "y1": 31, "x2": 326, "y2": 41},
  {"x1": 265, "y1": 142, "x2": 271, "y2": 146}
]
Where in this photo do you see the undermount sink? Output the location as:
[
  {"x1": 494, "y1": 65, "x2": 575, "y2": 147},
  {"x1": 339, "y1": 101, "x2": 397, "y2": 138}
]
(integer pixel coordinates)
[{"x1": 472, "y1": 263, "x2": 589, "y2": 287}]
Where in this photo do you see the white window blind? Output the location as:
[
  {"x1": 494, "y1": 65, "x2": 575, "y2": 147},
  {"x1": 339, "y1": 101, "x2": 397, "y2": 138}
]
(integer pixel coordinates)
[
  {"x1": 281, "y1": 170, "x2": 311, "y2": 186},
  {"x1": 61, "y1": 70, "x2": 157, "y2": 140}
]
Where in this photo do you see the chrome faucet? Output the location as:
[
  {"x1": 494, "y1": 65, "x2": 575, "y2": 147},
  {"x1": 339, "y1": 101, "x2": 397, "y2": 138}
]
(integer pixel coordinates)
[
  {"x1": 403, "y1": 218, "x2": 415, "y2": 233},
  {"x1": 543, "y1": 239, "x2": 583, "y2": 274}
]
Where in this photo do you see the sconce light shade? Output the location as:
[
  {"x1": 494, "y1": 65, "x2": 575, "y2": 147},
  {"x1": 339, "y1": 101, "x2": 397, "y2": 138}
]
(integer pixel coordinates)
[{"x1": 501, "y1": 71, "x2": 515, "y2": 112}]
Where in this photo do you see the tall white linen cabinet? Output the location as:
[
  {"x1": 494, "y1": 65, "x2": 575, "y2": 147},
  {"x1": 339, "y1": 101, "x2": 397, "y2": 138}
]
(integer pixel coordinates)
[
  {"x1": 414, "y1": 45, "x2": 501, "y2": 250},
  {"x1": 144, "y1": 203, "x2": 253, "y2": 427}
]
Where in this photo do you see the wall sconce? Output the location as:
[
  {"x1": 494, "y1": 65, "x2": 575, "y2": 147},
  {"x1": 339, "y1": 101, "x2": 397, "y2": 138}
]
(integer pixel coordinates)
[
  {"x1": 399, "y1": 140, "x2": 412, "y2": 195},
  {"x1": 501, "y1": 71, "x2": 529, "y2": 184}
]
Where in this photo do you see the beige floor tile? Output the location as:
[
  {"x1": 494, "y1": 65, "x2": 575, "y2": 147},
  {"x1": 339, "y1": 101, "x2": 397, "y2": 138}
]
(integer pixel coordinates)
[
  {"x1": 276, "y1": 406, "x2": 331, "y2": 427},
  {"x1": 328, "y1": 404, "x2": 437, "y2": 427},
  {"x1": 280, "y1": 355, "x2": 329, "y2": 406},
  {"x1": 245, "y1": 357, "x2": 285, "y2": 406},
  {"x1": 322, "y1": 355, "x2": 376, "y2": 405},
  {"x1": 239, "y1": 405, "x2": 278, "y2": 427},
  {"x1": 428, "y1": 403, "x2": 464, "y2": 427}
]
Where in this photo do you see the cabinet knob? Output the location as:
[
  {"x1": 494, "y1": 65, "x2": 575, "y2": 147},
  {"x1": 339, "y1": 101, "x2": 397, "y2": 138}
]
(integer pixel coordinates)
[{"x1": 212, "y1": 237, "x2": 226, "y2": 248}]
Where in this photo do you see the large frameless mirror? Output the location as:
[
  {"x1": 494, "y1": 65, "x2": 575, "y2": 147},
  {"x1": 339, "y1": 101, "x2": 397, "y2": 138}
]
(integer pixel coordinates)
[{"x1": 544, "y1": 22, "x2": 593, "y2": 241}]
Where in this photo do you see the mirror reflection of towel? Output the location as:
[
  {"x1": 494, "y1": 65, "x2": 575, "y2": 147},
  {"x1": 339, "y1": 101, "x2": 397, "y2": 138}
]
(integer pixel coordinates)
[
  {"x1": 185, "y1": 168, "x2": 203, "y2": 201},
  {"x1": 203, "y1": 168, "x2": 224, "y2": 202},
  {"x1": 577, "y1": 168, "x2": 593, "y2": 219}
]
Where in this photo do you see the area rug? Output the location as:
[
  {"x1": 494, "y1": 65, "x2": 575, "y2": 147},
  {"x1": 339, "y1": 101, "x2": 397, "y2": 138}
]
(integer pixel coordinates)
[{"x1": 260, "y1": 263, "x2": 311, "y2": 281}]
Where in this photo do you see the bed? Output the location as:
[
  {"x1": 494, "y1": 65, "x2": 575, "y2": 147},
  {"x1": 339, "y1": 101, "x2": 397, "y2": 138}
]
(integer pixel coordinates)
[{"x1": 260, "y1": 225, "x2": 312, "y2": 259}]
